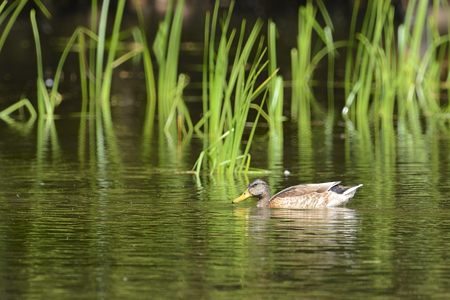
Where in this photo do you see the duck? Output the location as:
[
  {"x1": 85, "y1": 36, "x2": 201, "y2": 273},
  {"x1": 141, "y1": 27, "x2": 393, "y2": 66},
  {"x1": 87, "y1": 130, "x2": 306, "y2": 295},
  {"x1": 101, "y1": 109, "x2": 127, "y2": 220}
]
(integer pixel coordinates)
[{"x1": 232, "y1": 179, "x2": 363, "y2": 209}]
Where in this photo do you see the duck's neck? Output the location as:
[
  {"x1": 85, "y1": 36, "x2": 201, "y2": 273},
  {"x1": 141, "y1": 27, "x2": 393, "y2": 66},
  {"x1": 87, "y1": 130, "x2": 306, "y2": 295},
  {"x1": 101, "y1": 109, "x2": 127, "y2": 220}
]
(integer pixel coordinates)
[{"x1": 256, "y1": 192, "x2": 271, "y2": 208}]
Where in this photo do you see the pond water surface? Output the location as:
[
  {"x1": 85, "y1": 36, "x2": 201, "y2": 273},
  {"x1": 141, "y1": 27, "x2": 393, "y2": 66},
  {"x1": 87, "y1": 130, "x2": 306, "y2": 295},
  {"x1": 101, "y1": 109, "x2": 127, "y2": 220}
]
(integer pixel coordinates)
[{"x1": 1, "y1": 116, "x2": 449, "y2": 299}]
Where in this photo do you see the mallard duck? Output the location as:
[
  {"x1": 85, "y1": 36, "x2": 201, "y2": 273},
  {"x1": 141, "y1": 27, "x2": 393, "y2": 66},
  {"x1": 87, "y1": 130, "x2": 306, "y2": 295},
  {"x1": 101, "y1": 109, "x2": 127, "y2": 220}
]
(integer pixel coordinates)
[{"x1": 232, "y1": 179, "x2": 363, "y2": 209}]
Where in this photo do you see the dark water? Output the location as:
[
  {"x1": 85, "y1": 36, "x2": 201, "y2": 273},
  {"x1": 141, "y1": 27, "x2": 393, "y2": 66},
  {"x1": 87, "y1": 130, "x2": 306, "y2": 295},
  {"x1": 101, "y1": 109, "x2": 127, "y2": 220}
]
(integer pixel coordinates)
[{"x1": 0, "y1": 116, "x2": 449, "y2": 299}]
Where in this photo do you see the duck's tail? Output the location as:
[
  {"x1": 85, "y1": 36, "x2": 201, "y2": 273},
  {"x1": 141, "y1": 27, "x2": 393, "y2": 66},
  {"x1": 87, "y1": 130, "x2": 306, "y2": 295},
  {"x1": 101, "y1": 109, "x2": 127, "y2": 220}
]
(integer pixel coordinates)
[
  {"x1": 342, "y1": 184, "x2": 363, "y2": 197},
  {"x1": 330, "y1": 184, "x2": 363, "y2": 197},
  {"x1": 327, "y1": 183, "x2": 363, "y2": 207}
]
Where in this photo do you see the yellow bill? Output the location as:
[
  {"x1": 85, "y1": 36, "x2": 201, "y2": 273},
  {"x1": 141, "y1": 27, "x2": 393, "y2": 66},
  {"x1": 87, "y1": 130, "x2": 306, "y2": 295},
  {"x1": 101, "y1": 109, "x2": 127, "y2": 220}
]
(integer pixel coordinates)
[{"x1": 232, "y1": 189, "x2": 253, "y2": 204}]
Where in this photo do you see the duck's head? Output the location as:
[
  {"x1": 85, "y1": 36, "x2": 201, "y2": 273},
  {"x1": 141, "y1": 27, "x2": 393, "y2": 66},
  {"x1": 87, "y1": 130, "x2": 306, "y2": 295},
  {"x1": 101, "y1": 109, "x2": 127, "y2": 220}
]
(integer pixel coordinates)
[{"x1": 232, "y1": 179, "x2": 270, "y2": 204}]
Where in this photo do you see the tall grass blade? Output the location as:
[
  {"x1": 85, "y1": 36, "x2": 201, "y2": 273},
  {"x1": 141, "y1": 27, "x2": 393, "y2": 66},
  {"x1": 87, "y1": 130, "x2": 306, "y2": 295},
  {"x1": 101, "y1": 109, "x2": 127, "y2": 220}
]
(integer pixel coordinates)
[
  {"x1": 135, "y1": 9, "x2": 157, "y2": 139},
  {"x1": 30, "y1": 9, "x2": 53, "y2": 118},
  {"x1": 268, "y1": 20, "x2": 284, "y2": 128},
  {"x1": 0, "y1": 0, "x2": 27, "y2": 53},
  {"x1": 95, "y1": 0, "x2": 110, "y2": 102},
  {"x1": 153, "y1": 0, "x2": 189, "y2": 137},
  {"x1": 100, "y1": 0, "x2": 126, "y2": 114}
]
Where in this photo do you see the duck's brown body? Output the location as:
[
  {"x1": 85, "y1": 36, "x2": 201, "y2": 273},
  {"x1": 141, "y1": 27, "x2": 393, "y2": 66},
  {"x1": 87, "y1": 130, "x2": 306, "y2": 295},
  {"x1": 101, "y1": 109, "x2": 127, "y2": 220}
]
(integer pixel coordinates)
[{"x1": 233, "y1": 180, "x2": 363, "y2": 209}]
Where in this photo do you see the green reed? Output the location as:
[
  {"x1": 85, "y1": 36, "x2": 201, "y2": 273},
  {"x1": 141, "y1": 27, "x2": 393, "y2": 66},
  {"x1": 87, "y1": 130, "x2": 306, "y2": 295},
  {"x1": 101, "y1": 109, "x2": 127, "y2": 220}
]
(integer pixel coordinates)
[
  {"x1": 267, "y1": 20, "x2": 284, "y2": 129},
  {"x1": 290, "y1": 0, "x2": 335, "y2": 124},
  {"x1": 0, "y1": 1, "x2": 7, "y2": 15},
  {"x1": 99, "y1": 0, "x2": 126, "y2": 116},
  {"x1": 396, "y1": 0, "x2": 428, "y2": 130},
  {"x1": 30, "y1": 11, "x2": 97, "y2": 119},
  {"x1": 0, "y1": 0, "x2": 27, "y2": 54},
  {"x1": 0, "y1": 0, "x2": 51, "y2": 52},
  {"x1": 153, "y1": 0, "x2": 192, "y2": 138},
  {"x1": 3, "y1": 0, "x2": 450, "y2": 177},
  {"x1": 343, "y1": 0, "x2": 449, "y2": 131},
  {"x1": 2, "y1": 2, "x2": 51, "y2": 121},
  {"x1": 344, "y1": 0, "x2": 393, "y2": 126},
  {"x1": 135, "y1": 7, "x2": 157, "y2": 139},
  {"x1": 267, "y1": 20, "x2": 285, "y2": 182},
  {"x1": 199, "y1": 0, "x2": 234, "y2": 142},
  {"x1": 0, "y1": 98, "x2": 36, "y2": 125},
  {"x1": 30, "y1": 9, "x2": 54, "y2": 118},
  {"x1": 194, "y1": 1, "x2": 276, "y2": 175}
]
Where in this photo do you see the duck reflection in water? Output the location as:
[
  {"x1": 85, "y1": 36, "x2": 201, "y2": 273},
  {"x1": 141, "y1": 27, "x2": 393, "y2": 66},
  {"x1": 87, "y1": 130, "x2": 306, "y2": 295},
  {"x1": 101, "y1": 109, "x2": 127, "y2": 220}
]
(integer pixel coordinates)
[
  {"x1": 233, "y1": 207, "x2": 359, "y2": 280},
  {"x1": 233, "y1": 207, "x2": 358, "y2": 239}
]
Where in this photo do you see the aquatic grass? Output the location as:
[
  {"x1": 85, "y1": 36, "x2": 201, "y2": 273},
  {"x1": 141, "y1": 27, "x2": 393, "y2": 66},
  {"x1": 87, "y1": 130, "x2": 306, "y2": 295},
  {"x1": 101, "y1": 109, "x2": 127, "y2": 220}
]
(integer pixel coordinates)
[
  {"x1": 416, "y1": 35, "x2": 450, "y2": 114},
  {"x1": 153, "y1": 0, "x2": 191, "y2": 138},
  {"x1": 0, "y1": 0, "x2": 27, "y2": 54},
  {"x1": 33, "y1": 0, "x2": 142, "y2": 118},
  {"x1": 30, "y1": 10, "x2": 100, "y2": 119},
  {"x1": 89, "y1": 0, "x2": 127, "y2": 167},
  {"x1": 356, "y1": 1, "x2": 390, "y2": 124},
  {"x1": 267, "y1": 20, "x2": 285, "y2": 176},
  {"x1": 396, "y1": 0, "x2": 429, "y2": 130},
  {"x1": 194, "y1": 1, "x2": 276, "y2": 176},
  {"x1": 164, "y1": 73, "x2": 193, "y2": 141},
  {"x1": 343, "y1": 0, "x2": 449, "y2": 131},
  {"x1": 99, "y1": 0, "x2": 126, "y2": 117},
  {"x1": 290, "y1": 0, "x2": 336, "y2": 124},
  {"x1": 135, "y1": 8, "x2": 157, "y2": 140},
  {"x1": 94, "y1": 0, "x2": 109, "y2": 106},
  {"x1": 344, "y1": 0, "x2": 361, "y2": 101},
  {"x1": 0, "y1": 1, "x2": 8, "y2": 16},
  {"x1": 87, "y1": 0, "x2": 98, "y2": 115},
  {"x1": 267, "y1": 20, "x2": 284, "y2": 130},
  {"x1": 36, "y1": 117, "x2": 61, "y2": 164},
  {"x1": 199, "y1": 0, "x2": 235, "y2": 142},
  {"x1": 27, "y1": 0, "x2": 158, "y2": 164},
  {"x1": 0, "y1": 98, "x2": 36, "y2": 126},
  {"x1": 30, "y1": 9, "x2": 54, "y2": 118},
  {"x1": 78, "y1": 29, "x2": 89, "y2": 112},
  {"x1": 0, "y1": 0, "x2": 51, "y2": 53},
  {"x1": 29, "y1": 0, "x2": 145, "y2": 170},
  {"x1": 342, "y1": 1, "x2": 389, "y2": 125},
  {"x1": 316, "y1": 1, "x2": 335, "y2": 109},
  {"x1": 74, "y1": 0, "x2": 148, "y2": 116}
]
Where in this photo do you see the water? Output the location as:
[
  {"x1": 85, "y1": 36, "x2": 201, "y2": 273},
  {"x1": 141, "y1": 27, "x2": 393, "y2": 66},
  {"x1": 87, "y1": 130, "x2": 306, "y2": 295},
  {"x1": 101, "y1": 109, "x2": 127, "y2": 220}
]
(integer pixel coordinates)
[{"x1": 1, "y1": 117, "x2": 449, "y2": 299}]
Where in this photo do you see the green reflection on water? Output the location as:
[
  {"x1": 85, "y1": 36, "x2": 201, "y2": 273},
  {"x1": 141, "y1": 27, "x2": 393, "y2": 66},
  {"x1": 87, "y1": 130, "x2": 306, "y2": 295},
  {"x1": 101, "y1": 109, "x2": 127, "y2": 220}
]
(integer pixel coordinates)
[{"x1": 0, "y1": 116, "x2": 449, "y2": 298}]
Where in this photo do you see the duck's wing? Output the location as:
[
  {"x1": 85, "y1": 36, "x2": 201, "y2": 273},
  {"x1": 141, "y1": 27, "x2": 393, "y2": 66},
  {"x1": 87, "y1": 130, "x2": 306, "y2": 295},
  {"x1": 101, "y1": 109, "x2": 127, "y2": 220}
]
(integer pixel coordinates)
[{"x1": 270, "y1": 181, "x2": 341, "y2": 201}]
